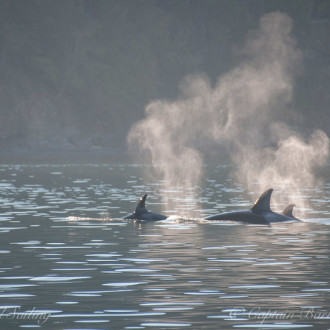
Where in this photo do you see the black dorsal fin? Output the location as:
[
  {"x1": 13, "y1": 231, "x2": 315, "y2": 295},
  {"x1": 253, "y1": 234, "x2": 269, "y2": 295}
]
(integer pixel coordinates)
[
  {"x1": 135, "y1": 194, "x2": 147, "y2": 213},
  {"x1": 282, "y1": 204, "x2": 295, "y2": 218},
  {"x1": 251, "y1": 188, "x2": 273, "y2": 213}
]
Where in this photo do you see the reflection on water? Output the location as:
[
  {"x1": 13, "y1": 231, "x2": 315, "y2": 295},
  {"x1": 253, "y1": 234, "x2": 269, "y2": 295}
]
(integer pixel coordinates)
[{"x1": 0, "y1": 163, "x2": 330, "y2": 329}]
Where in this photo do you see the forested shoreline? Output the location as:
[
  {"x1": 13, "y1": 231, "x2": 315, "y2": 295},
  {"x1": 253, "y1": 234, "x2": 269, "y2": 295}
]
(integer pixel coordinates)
[{"x1": 0, "y1": 0, "x2": 329, "y2": 153}]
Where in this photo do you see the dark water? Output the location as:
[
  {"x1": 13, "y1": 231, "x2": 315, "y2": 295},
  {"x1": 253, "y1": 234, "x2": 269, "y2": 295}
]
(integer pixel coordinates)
[{"x1": 1, "y1": 162, "x2": 330, "y2": 330}]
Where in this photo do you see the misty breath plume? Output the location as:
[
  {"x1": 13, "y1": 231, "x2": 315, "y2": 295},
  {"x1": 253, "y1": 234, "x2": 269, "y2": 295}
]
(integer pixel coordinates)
[{"x1": 128, "y1": 12, "x2": 329, "y2": 217}]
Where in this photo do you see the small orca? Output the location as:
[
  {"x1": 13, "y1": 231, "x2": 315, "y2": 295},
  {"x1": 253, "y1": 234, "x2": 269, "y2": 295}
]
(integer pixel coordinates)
[
  {"x1": 282, "y1": 204, "x2": 299, "y2": 220},
  {"x1": 205, "y1": 188, "x2": 300, "y2": 224},
  {"x1": 123, "y1": 194, "x2": 167, "y2": 221}
]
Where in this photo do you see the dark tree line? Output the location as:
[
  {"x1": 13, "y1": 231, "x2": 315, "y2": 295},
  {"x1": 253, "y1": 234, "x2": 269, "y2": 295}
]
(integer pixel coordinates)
[{"x1": 0, "y1": 0, "x2": 329, "y2": 152}]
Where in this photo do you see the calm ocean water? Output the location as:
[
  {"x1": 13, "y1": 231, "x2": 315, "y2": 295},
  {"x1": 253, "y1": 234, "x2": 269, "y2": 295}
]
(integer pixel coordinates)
[{"x1": 0, "y1": 162, "x2": 330, "y2": 329}]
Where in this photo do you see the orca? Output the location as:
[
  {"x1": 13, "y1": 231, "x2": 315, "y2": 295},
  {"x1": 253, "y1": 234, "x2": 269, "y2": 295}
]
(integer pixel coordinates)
[
  {"x1": 123, "y1": 194, "x2": 167, "y2": 221},
  {"x1": 205, "y1": 188, "x2": 300, "y2": 224},
  {"x1": 282, "y1": 203, "x2": 299, "y2": 220}
]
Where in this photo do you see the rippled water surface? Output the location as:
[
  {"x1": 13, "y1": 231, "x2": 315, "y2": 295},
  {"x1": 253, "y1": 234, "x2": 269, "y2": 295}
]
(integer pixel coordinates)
[{"x1": 1, "y1": 161, "x2": 330, "y2": 329}]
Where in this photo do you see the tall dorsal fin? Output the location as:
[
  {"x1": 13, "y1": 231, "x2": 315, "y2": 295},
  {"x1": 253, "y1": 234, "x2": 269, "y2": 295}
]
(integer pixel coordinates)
[
  {"x1": 135, "y1": 194, "x2": 148, "y2": 213},
  {"x1": 251, "y1": 188, "x2": 273, "y2": 213},
  {"x1": 282, "y1": 204, "x2": 295, "y2": 218}
]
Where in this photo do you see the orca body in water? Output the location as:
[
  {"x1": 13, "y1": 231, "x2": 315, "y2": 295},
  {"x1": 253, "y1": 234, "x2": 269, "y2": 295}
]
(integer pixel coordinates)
[
  {"x1": 205, "y1": 189, "x2": 300, "y2": 224},
  {"x1": 123, "y1": 194, "x2": 167, "y2": 221}
]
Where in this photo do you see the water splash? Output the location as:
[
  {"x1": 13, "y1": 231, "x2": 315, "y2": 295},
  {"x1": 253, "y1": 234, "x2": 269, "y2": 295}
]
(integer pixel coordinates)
[{"x1": 128, "y1": 12, "x2": 329, "y2": 217}]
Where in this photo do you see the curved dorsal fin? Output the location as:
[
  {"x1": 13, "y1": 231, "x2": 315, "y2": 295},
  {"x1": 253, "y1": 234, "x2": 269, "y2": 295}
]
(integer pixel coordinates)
[
  {"x1": 135, "y1": 194, "x2": 148, "y2": 213},
  {"x1": 251, "y1": 188, "x2": 273, "y2": 213},
  {"x1": 282, "y1": 204, "x2": 295, "y2": 218}
]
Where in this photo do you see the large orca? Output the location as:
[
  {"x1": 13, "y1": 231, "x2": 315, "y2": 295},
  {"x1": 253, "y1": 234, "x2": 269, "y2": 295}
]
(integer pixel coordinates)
[
  {"x1": 123, "y1": 194, "x2": 167, "y2": 221},
  {"x1": 205, "y1": 188, "x2": 299, "y2": 224}
]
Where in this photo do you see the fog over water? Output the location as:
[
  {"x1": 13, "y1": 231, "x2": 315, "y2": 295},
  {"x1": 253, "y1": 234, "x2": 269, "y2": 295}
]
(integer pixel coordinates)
[
  {"x1": 128, "y1": 12, "x2": 329, "y2": 217},
  {"x1": 1, "y1": 2, "x2": 330, "y2": 218}
]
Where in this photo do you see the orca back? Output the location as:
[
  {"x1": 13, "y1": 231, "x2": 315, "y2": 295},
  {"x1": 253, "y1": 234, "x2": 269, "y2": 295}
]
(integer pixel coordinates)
[
  {"x1": 282, "y1": 204, "x2": 295, "y2": 218},
  {"x1": 251, "y1": 188, "x2": 273, "y2": 214},
  {"x1": 123, "y1": 194, "x2": 167, "y2": 221},
  {"x1": 135, "y1": 194, "x2": 148, "y2": 215}
]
